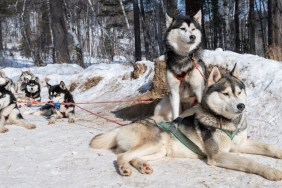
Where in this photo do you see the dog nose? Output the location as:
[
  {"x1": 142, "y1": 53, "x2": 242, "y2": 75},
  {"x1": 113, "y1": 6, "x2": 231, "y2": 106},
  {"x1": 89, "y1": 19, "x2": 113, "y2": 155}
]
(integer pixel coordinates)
[
  {"x1": 237, "y1": 103, "x2": 245, "y2": 111},
  {"x1": 31, "y1": 88, "x2": 33, "y2": 91},
  {"x1": 190, "y1": 35, "x2": 196, "y2": 41}
]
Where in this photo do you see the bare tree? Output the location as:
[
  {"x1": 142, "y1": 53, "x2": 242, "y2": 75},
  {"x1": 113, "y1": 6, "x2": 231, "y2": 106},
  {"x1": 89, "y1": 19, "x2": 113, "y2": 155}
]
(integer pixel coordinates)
[
  {"x1": 268, "y1": 0, "x2": 282, "y2": 48},
  {"x1": 234, "y1": 0, "x2": 240, "y2": 52},
  {"x1": 49, "y1": 0, "x2": 70, "y2": 64},
  {"x1": 248, "y1": 0, "x2": 255, "y2": 54},
  {"x1": 133, "y1": 0, "x2": 141, "y2": 61}
]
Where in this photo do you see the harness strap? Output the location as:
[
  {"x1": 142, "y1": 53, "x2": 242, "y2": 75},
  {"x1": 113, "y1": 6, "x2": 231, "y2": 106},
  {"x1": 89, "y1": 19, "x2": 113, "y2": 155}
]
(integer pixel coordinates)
[
  {"x1": 221, "y1": 129, "x2": 240, "y2": 140},
  {"x1": 157, "y1": 122, "x2": 206, "y2": 157}
]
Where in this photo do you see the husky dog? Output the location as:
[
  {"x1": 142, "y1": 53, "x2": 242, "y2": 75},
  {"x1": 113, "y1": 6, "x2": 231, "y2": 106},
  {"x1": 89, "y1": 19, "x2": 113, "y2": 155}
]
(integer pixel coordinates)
[
  {"x1": 0, "y1": 85, "x2": 36, "y2": 133},
  {"x1": 25, "y1": 81, "x2": 75, "y2": 124},
  {"x1": 0, "y1": 71, "x2": 18, "y2": 94},
  {"x1": 19, "y1": 70, "x2": 35, "y2": 92},
  {"x1": 154, "y1": 10, "x2": 207, "y2": 121},
  {"x1": 24, "y1": 77, "x2": 41, "y2": 102},
  {"x1": 90, "y1": 65, "x2": 282, "y2": 181}
]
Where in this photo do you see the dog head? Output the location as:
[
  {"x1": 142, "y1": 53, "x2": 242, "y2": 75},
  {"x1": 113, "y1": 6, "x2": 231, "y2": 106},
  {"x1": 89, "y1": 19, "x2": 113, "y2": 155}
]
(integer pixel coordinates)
[
  {"x1": 165, "y1": 10, "x2": 202, "y2": 56},
  {"x1": 46, "y1": 81, "x2": 68, "y2": 103},
  {"x1": 26, "y1": 77, "x2": 40, "y2": 94},
  {"x1": 20, "y1": 70, "x2": 34, "y2": 83},
  {"x1": 202, "y1": 64, "x2": 246, "y2": 120}
]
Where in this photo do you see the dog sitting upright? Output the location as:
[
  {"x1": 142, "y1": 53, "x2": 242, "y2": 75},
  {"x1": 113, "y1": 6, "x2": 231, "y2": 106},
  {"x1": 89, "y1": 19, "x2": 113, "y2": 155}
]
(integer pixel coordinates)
[
  {"x1": 19, "y1": 70, "x2": 36, "y2": 92},
  {"x1": 154, "y1": 10, "x2": 207, "y2": 121},
  {"x1": 24, "y1": 77, "x2": 41, "y2": 102},
  {"x1": 0, "y1": 85, "x2": 36, "y2": 133},
  {"x1": 26, "y1": 81, "x2": 75, "y2": 124}
]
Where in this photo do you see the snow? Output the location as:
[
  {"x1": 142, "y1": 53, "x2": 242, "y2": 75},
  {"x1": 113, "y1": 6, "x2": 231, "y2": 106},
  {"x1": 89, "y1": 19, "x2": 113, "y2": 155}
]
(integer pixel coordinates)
[{"x1": 0, "y1": 50, "x2": 282, "y2": 187}]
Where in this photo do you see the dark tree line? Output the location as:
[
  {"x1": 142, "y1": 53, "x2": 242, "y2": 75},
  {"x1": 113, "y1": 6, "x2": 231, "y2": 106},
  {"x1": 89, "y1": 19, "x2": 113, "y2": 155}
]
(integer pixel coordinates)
[{"x1": 0, "y1": 0, "x2": 281, "y2": 67}]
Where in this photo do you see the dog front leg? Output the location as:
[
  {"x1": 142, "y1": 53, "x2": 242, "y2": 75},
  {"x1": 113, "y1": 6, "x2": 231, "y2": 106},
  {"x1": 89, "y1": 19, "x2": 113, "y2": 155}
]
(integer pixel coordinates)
[
  {"x1": 232, "y1": 140, "x2": 282, "y2": 159},
  {"x1": 208, "y1": 152, "x2": 282, "y2": 181},
  {"x1": 167, "y1": 71, "x2": 181, "y2": 119},
  {"x1": 48, "y1": 110, "x2": 61, "y2": 124},
  {"x1": 66, "y1": 107, "x2": 75, "y2": 123},
  {"x1": 67, "y1": 112, "x2": 75, "y2": 123},
  {"x1": 189, "y1": 67, "x2": 205, "y2": 102},
  {"x1": 0, "y1": 116, "x2": 8, "y2": 133}
]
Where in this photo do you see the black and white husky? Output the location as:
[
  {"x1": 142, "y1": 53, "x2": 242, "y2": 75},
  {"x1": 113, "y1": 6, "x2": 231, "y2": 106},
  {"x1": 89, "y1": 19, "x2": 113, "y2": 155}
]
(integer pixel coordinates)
[
  {"x1": 19, "y1": 70, "x2": 36, "y2": 92},
  {"x1": 0, "y1": 85, "x2": 36, "y2": 133},
  {"x1": 24, "y1": 77, "x2": 41, "y2": 102},
  {"x1": 154, "y1": 10, "x2": 207, "y2": 121},
  {"x1": 25, "y1": 81, "x2": 75, "y2": 124}
]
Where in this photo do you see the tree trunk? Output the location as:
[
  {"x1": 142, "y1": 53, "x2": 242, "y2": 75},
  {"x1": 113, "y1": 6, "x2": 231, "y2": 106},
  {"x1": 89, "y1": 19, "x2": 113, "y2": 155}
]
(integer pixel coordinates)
[
  {"x1": 248, "y1": 0, "x2": 255, "y2": 54},
  {"x1": 212, "y1": 0, "x2": 220, "y2": 49},
  {"x1": 49, "y1": 0, "x2": 70, "y2": 64},
  {"x1": 234, "y1": 0, "x2": 240, "y2": 52},
  {"x1": 268, "y1": 0, "x2": 282, "y2": 48},
  {"x1": 0, "y1": 17, "x2": 3, "y2": 57},
  {"x1": 133, "y1": 0, "x2": 141, "y2": 62},
  {"x1": 185, "y1": 0, "x2": 206, "y2": 48},
  {"x1": 140, "y1": 0, "x2": 151, "y2": 60},
  {"x1": 185, "y1": 0, "x2": 202, "y2": 16},
  {"x1": 156, "y1": 2, "x2": 164, "y2": 55},
  {"x1": 163, "y1": 0, "x2": 178, "y2": 16},
  {"x1": 256, "y1": 0, "x2": 266, "y2": 55}
]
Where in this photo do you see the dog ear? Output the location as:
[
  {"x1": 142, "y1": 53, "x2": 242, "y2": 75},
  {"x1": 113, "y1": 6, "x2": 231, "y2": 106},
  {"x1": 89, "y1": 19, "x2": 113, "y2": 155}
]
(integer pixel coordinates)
[
  {"x1": 59, "y1": 81, "x2": 66, "y2": 90},
  {"x1": 193, "y1": 10, "x2": 202, "y2": 26},
  {"x1": 0, "y1": 71, "x2": 6, "y2": 77},
  {"x1": 35, "y1": 77, "x2": 39, "y2": 83},
  {"x1": 230, "y1": 63, "x2": 241, "y2": 80},
  {"x1": 46, "y1": 82, "x2": 51, "y2": 90},
  {"x1": 208, "y1": 66, "x2": 221, "y2": 86},
  {"x1": 166, "y1": 13, "x2": 173, "y2": 28}
]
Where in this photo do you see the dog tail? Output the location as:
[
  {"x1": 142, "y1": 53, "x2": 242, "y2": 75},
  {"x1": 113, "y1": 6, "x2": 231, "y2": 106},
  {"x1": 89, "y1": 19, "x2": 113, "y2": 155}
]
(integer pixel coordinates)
[{"x1": 89, "y1": 129, "x2": 118, "y2": 150}]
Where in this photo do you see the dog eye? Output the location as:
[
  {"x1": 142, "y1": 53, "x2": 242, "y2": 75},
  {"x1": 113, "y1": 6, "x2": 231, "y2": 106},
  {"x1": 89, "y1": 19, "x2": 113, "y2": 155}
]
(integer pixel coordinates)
[
  {"x1": 192, "y1": 28, "x2": 195, "y2": 31},
  {"x1": 222, "y1": 92, "x2": 229, "y2": 96},
  {"x1": 238, "y1": 91, "x2": 241, "y2": 95},
  {"x1": 180, "y1": 28, "x2": 186, "y2": 31}
]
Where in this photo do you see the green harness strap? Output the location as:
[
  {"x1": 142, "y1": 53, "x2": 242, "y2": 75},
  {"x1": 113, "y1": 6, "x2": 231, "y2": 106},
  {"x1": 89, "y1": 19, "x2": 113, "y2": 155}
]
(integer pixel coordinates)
[
  {"x1": 157, "y1": 122, "x2": 207, "y2": 158},
  {"x1": 221, "y1": 129, "x2": 240, "y2": 140}
]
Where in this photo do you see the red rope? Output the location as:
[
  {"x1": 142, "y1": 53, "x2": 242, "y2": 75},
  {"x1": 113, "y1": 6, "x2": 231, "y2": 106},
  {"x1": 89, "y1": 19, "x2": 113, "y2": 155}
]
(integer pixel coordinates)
[
  {"x1": 75, "y1": 104, "x2": 126, "y2": 126},
  {"x1": 63, "y1": 99, "x2": 152, "y2": 105},
  {"x1": 18, "y1": 99, "x2": 153, "y2": 106},
  {"x1": 193, "y1": 60, "x2": 207, "y2": 82}
]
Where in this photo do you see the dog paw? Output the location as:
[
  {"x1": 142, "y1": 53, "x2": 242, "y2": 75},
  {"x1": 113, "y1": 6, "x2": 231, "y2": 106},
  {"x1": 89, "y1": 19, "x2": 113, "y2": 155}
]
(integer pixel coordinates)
[
  {"x1": 68, "y1": 118, "x2": 75, "y2": 124},
  {"x1": 0, "y1": 127, "x2": 9, "y2": 133},
  {"x1": 276, "y1": 151, "x2": 282, "y2": 159},
  {"x1": 138, "y1": 163, "x2": 153, "y2": 175},
  {"x1": 119, "y1": 164, "x2": 132, "y2": 176},
  {"x1": 263, "y1": 168, "x2": 282, "y2": 181},
  {"x1": 26, "y1": 124, "x2": 36, "y2": 129},
  {"x1": 48, "y1": 120, "x2": 56, "y2": 125}
]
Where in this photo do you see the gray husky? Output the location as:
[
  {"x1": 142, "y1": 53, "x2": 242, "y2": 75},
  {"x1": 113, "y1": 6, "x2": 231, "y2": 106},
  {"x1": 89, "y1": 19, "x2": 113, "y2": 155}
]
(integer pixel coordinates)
[
  {"x1": 154, "y1": 10, "x2": 207, "y2": 121},
  {"x1": 0, "y1": 84, "x2": 36, "y2": 133},
  {"x1": 90, "y1": 65, "x2": 282, "y2": 181}
]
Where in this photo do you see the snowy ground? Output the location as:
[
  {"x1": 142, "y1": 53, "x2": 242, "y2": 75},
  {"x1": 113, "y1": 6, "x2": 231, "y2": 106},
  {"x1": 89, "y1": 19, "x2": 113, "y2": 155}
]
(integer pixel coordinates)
[{"x1": 0, "y1": 50, "x2": 282, "y2": 187}]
